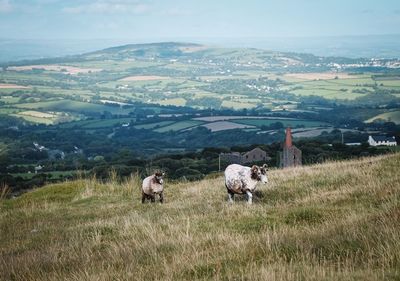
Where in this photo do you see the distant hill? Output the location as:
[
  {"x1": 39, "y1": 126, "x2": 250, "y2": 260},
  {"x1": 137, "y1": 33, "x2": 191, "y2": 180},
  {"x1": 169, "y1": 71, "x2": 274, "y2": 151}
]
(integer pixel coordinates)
[
  {"x1": 1, "y1": 153, "x2": 399, "y2": 280},
  {"x1": 2, "y1": 35, "x2": 400, "y2": 63}
]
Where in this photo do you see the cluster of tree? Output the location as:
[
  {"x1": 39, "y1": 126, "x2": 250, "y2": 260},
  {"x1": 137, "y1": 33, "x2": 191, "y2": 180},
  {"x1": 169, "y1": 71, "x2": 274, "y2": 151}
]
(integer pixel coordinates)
[{"x1": 1, "y1": 127, "x2": 396, "y2": 195}]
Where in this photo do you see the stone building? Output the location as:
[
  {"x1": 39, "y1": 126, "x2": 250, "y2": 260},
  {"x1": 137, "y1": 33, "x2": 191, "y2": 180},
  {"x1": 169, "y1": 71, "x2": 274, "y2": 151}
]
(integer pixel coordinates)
[
  {"x1": 279, "y1": 127, "x2": 302, "y2": 168},
  {"x1": 242, "y1": 147, "x2": 268, "y2": 164},
  {"x1": 220, "y1": 147, "x2": 268, "y2": 165}
]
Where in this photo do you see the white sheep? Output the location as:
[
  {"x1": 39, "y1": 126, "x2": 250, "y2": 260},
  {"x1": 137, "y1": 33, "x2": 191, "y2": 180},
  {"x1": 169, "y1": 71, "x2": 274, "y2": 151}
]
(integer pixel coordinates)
[
  {"x1": 142, "y1": 172, "x2": 165, "y2": 203},
  {"x1": 224, "y1": 164, "x2": 268, "y2": 204}
]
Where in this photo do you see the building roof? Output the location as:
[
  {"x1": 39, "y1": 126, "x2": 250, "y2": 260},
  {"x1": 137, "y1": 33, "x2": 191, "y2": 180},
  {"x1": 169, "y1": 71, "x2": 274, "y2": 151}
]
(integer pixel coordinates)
[
  {"x1": 242, "y1": 147, "x2": 266, "y2": 156},
  {"x1": 371, "y1": 135, "x2": 396, "y2": 142}
]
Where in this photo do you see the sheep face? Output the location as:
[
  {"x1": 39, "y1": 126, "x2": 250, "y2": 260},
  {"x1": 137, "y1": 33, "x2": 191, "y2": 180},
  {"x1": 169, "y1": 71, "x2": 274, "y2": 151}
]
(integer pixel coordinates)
[
  {"x1": 154, "y1": 171, "x2": 165, "y2": 185},
  {"x1": 251, "y1": 164, "x2": 269, "y2": 184}
]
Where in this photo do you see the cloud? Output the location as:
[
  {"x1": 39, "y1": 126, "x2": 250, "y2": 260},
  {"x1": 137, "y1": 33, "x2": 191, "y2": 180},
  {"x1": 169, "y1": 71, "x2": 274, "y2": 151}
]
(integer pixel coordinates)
[
  {"x1": 63, "y1": 1, "x2": 151, "y2": 14},
  {"x1": 0, "y1": 0, "x2": 12, "y2": 13},
  {"x1": 160, "y1": 7, "x2": 192, "y2": 16}
]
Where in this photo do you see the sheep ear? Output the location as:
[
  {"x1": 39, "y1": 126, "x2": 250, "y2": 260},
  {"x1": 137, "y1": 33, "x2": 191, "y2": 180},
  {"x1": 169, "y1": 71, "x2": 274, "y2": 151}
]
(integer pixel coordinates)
[{"x1": 162, "y1": 172, "x2": 166, "y2": 176}]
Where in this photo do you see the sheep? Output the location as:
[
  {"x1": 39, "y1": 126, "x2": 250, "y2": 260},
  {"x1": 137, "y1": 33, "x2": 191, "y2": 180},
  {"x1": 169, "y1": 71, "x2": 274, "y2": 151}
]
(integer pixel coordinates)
[
  {"x1": 142, "y1": 171, "x2": 165, "y2": 203},
  {"x1": 224, "y1": 164, "x2": 268, "y2": 204}
]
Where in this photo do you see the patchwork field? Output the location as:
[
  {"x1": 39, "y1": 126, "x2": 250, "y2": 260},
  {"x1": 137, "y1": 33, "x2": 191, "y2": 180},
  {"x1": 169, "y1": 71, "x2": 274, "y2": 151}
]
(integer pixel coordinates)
[
  {"x1": 280, "y1": 73, "x2": 400, "y2": 100},
  {"x1": 233, "y1": 118, "x2": 329, "y2": 128},
  {"x1": 1, "y1": 42, "x2": 399, "y2": 132}
]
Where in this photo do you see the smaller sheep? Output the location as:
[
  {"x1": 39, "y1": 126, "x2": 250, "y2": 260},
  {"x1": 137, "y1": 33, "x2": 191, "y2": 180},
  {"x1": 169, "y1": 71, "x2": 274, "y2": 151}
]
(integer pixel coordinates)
[
  {"x1": 142, "y1": 171, "x2": 165, "y2": 203},
  {"x1": 224, "y1": 164, "x2": 268, "y2": 204}
]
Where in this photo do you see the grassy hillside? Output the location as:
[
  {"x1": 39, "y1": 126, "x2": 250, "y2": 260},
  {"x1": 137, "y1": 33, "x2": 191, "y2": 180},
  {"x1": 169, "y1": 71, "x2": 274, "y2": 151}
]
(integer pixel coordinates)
[{"x1": 1, "y1": 154, "x2": 400, "y2": 280}]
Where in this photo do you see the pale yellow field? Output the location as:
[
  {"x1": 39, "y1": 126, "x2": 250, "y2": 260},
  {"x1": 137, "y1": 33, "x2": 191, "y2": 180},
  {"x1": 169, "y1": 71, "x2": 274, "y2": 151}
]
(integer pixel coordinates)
[
  {"x1": 157, "y1": 98, "x2": 187, "y2": 106},
  {"x1": 7, "y1": 65, "x2": 102, "y2": 75},
  {"x1": 18, "y1": 110, "x2": 57, "y2": 118},
  {"x1": 0, "y1": 83, "x2": 30, "y2": 89},
  {"x1": 284, "y1": 72, "x2": 355, "y2": 81},
  {"x1": 119, "y1": 75, "x2": 170, "y2": 81}
]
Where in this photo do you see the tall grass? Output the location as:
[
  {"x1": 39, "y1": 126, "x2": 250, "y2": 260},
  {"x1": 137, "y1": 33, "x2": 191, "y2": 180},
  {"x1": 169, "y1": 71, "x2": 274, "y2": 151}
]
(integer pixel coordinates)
[
  {"x1": 0, "y1": 154, "x2": 399, "y2": 281},
  {"x1": 0, "y1": 183, "x2": 10, "y2": 200}
]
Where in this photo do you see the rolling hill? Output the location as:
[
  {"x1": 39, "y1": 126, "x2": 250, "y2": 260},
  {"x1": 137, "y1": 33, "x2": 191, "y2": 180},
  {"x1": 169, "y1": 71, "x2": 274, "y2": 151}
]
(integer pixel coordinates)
[{"x1": 1, "y1": 153, "x2": 399, "y2": 280}]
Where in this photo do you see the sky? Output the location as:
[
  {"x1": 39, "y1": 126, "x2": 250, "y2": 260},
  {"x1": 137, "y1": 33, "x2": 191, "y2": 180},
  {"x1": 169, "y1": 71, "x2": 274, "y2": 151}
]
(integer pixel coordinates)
[{"x1": 1, "y1": 0, "x2": 400, "y2": 40}]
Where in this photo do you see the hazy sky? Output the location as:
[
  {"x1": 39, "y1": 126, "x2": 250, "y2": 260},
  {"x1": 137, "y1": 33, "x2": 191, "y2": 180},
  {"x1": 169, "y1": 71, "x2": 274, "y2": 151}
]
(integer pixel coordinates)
[{"x1": 1, "y1": 0, "x2": 400, "y2": 40}]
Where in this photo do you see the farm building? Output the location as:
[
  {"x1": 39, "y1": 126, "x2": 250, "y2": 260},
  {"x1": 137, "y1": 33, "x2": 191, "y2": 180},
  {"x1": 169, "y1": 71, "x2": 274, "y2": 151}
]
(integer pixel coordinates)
[
  {"x1": 368, "y1": 135, "x2": 397, "y2": 146},
  {"x1": 220, "y1": 147, "x2": 268, "y2": 165},
  {"x1": 242, "y1": 147, "x2": 268, "y2": 164},
  {"x1": 279, "y1": 127, "x2": 302, "y2": 168}
]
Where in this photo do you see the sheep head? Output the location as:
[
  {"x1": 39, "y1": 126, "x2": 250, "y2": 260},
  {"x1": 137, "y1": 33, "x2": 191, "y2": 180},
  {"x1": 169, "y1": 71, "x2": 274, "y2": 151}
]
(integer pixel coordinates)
[
  {"x1": 154, "y1": 171, "x2": 165, "y2": 185},
  {"x1": 251, "y1": 164, "x2": 269, "y2": 184}
]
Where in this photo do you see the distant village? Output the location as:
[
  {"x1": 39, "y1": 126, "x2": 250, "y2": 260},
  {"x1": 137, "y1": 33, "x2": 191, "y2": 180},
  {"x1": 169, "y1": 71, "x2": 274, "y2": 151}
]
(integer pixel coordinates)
[{"x1": 220, "y1": 128, "x2": 397, "y2": 169}]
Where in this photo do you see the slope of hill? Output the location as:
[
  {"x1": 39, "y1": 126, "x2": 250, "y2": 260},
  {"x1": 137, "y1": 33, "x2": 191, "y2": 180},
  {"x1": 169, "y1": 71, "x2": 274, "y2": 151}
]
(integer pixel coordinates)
[{"x1": 1, "y1": 153, "x2": 399, "y2": 280}]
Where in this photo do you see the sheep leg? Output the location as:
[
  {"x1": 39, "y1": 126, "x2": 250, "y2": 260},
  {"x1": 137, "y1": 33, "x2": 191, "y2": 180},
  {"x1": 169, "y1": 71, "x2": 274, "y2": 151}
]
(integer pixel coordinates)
[
  {"x1": 246, "y1": 190, "x2": 253, "y2": 204},
  {"x1": 150, "y1": 194, "x2": 156, "y2": 203},
  {"x1": 227, "y1": 190, "x2": 234, "y2": 203},
  {"x1": 141, "y1": 192, "x2": 146, "y2": 204},
  {"x1": 159, "y1": 192, "x2": 164, "y2": 203}
]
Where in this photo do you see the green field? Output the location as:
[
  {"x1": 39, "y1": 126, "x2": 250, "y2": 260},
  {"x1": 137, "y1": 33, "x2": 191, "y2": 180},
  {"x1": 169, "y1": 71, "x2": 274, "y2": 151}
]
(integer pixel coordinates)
[
  {"x1": 366, "y1": 110, "x2": 400, "y2": 124},
  {"x1": 58, "y1": 117, "x2": 136, "y2": 129},
  {"x1": 134, "y1": 121, "x2": 175, "y2": 130},
  {"x1": 11, "y1": 113, "x2": 55, "y2": 124},
  {"x1": 221, "y1": 100, "x2": 257, "y2": 109},
  {"x1": 285, "y1": 75, "x2": 400, "y2": 100},
  {"x1": 154, "y1": 120, "x2": 204, "y2": 132}
]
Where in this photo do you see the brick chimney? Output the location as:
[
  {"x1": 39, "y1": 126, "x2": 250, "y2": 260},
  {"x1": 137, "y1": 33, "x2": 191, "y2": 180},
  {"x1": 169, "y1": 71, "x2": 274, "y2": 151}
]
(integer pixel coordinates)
[{"x1": 285, "y1": 127, "x2": 292, "y2": 148}]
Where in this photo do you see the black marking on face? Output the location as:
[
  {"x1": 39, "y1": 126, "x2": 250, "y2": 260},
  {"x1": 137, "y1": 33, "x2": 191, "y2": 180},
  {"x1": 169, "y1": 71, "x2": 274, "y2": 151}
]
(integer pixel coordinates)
[
  {"x1": 154, "y1": 171, "x2": 164, "y2": 184},
  {"x1": 251, "y1": 165, "x2": 262, "y2": 181},
  {"x1": 260, "y1": 164, "x2": 268, "y2": 175}
]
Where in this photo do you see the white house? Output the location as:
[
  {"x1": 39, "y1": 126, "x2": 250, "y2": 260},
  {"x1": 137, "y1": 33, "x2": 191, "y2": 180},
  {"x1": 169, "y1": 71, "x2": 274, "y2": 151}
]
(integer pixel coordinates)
[{"x1": 368, "y1": 135, "x2": 397, "y2": 147}]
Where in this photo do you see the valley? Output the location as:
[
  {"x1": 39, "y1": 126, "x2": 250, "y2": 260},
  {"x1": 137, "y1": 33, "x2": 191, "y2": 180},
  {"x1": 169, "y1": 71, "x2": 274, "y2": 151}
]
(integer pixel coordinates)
[{"x1": 0, "y1": 42, "x2": 399, "y2": 193}]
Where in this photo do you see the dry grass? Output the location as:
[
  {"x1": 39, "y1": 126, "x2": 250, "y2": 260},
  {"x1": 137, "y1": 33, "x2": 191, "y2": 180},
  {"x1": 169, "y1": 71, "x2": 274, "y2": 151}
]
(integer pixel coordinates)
[
  {"x1": 1, "y1": 154, "x2": 399, "y2": 280},
  {"x1": 0, "y1": 183, "x2": 10, "y2": 200}
]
